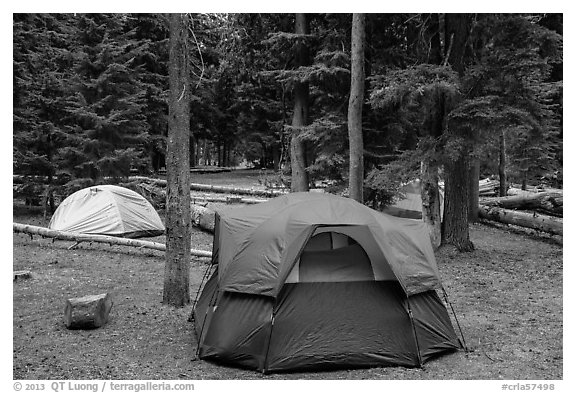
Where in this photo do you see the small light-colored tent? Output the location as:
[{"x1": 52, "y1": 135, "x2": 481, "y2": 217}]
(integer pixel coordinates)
[
  {"x1": 49, "y1": 185, "x2": 164, "y2": 238},
  {"x1": 194, "y1": 192, "x2": 460, "y2": 373},
  {"x1": 383, "y1": 179, "x2": 445, "y2": 220}
]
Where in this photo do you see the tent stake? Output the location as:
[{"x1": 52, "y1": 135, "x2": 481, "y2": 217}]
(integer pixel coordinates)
[{"x1": 68, "y1": 241, "x2": 80, "y2": 250}]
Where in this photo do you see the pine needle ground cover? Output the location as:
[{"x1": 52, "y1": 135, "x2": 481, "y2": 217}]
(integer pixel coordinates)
[{"x1": 12, "y1": 174, "x2": 562, "y2": 380}]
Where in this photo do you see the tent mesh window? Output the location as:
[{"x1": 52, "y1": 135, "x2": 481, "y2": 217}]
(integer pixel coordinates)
[{"x1": 295, "y1": 232, "x2": 374, "y2": 283}]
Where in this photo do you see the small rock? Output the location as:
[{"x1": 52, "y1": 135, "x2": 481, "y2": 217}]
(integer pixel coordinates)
[{"x1": 64, "y1": 293, "x2": 113, "y2": 329}]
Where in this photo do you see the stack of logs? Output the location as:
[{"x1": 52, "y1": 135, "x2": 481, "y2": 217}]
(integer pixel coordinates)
[{"x1": 478, "y1": 190, "x2": 562, "y2": 236}]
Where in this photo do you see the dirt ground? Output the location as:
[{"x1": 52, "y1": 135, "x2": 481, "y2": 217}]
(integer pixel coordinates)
[{"x1": 12, "y1": 171, "x2": 563, "y2": 380}]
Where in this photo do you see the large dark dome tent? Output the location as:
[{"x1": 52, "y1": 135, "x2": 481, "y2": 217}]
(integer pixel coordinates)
[{"x1": 193, "y1": 192, "x2": 464, "y2": 373}]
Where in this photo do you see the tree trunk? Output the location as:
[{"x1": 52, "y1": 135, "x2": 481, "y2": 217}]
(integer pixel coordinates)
[
  {"x1": 478, "y1": 205, "x2": 562, "y2": 236},
  {"x1": 203, "y1": 139, "x2": 209, "y2": 166},
  {"x1": 499, "y1": 130, "x2": 507, "y2": 197},
  {"x1": 225, "y1": 140, "x2": 231, "y2": 167},
  {"x1": 195, "y1": 138, "x2": 201, "y2": 167},
  {"x1": 164, "y1": 13, "x2": 191, "y2": 307},
  {"x1": 441, "y1": 13, "x2": 474, "y2": 251},
  {"x1": 272, "y1": 146, "x2": 280, "y2": 172},
  {"x1": 290, "y1": 13, "x2": 310, "y2": 192},
  {"x1": 444, "y1": 13, "x2": 471, "y2": 75},
  {"x1": 421, "y1": 161, "x2": 442, "y2": 249},
  {"x1": 442, "y1": 152, "x2": 474, "y2": 251},
  {"x1": 522, "y1": 170, "x2": 528, "y2": 191},
  {"x1": 348, "y1": 13, "x2": 366, "y2": 203},
  {"x1": 190, "y1": 135, "x2": 196, "y2": 168},
  {"x1": 468, "y1": 156, "x2": 480, "y2": 222},
  {"x1": 217, "y1": 141, "x2": 223, "y2": 167}
]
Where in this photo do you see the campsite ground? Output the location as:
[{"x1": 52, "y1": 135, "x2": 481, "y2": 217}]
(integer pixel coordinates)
[{"x1": 12, "y1": 170, "x2": 563, "y2": 380}]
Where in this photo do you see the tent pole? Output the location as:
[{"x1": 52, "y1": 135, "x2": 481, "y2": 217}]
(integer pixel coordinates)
[
  {"x1": 261, "y1": 309, "x2": 277, "y2": 374},
  {"x1": 188, "y1": 252, "x2": 217, "y2": 323},
  {"x1": 193, "y1": 274, "x2": 220, "y2": 359},
  {"x1": 405, "y1": 297, "x2": 424, "y2": 367},
  {"x1": 441, "y1": 286, "x2": 469, "y2": 353}
]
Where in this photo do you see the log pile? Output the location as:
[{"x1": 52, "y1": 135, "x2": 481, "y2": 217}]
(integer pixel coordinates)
[
  {"x1": 481, "y1": 191, "x2": 562, "y2": 217},
  {"x1": 478, "y1": 179, "x2": 500, "y2": 196},
  {"x1": 478, "y1": 205, "x2": 562, "y2": 236},
  {"x1": 478, "y1": 189, "x2": 563, "y2": 236}
]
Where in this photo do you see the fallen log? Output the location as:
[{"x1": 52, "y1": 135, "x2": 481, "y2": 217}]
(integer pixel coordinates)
[
  {"x1": 129, "y1": 176, "x2": 287, "y2": 198},
  {"x1": 157, "y1": 166, "x2": 233, "y2": 175},
  {"x1": 189, "y1": 167, "x2": 233, "y2": 174},
  {"x1": 507, "y1": 187, "x2": 538, "y2": 197},
  {"x1": 191, "y1": 195, "x2": 267, "y2": 205},
  {"x1": 478, "y1": 205, "x2": 562, "y2": 236},
  {"x1": 191, "y1": 204, "x2": 216, "y2": 233},
  {"x1": 13, "y1": 223, "x2": 212, "y2": 258},
  {"x1": 481, "y1": 191, "x2": 562, "y2": 217},
  {"x1": 478, "y1": 179, "x2": 499, "y2": 196},
  {"x1": 123, "y1": 180, "x2": 267, "y2": 208}
]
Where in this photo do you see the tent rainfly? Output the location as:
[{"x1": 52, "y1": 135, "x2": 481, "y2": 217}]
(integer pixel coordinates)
[
  {"x1": 193, "y1": 192, "x2": 461, "y2": 373},
  {"x1": 49, "y1": 185, "x2": 165, "y2": 238}
]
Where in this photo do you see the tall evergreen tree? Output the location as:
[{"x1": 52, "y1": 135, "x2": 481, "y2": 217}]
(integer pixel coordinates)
[
  {"x1": 66, "y1": 14, "x2": 151, "y2": 181},
  {"x1": 126, "y1": 14, "x2": 170, "y2": 172},
  {"x1": 13, "y1": 14, "x2": 76, "y2": 181}
]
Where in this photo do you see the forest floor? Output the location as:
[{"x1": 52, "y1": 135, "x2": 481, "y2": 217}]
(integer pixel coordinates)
[{"x1": 12, "y1": 169, "x2": 563, "y2": 381}]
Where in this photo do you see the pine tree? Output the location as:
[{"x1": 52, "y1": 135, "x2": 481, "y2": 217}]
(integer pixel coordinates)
[
  {"x1": 65, "y1": 14, "x2": 151, "y2": 181},
  {"x1": 13, "y1": 14, "x2": 76, "y2": 181},
  {"x1": 126, "y1": 14, "x2": 170, "y2": 172}
]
